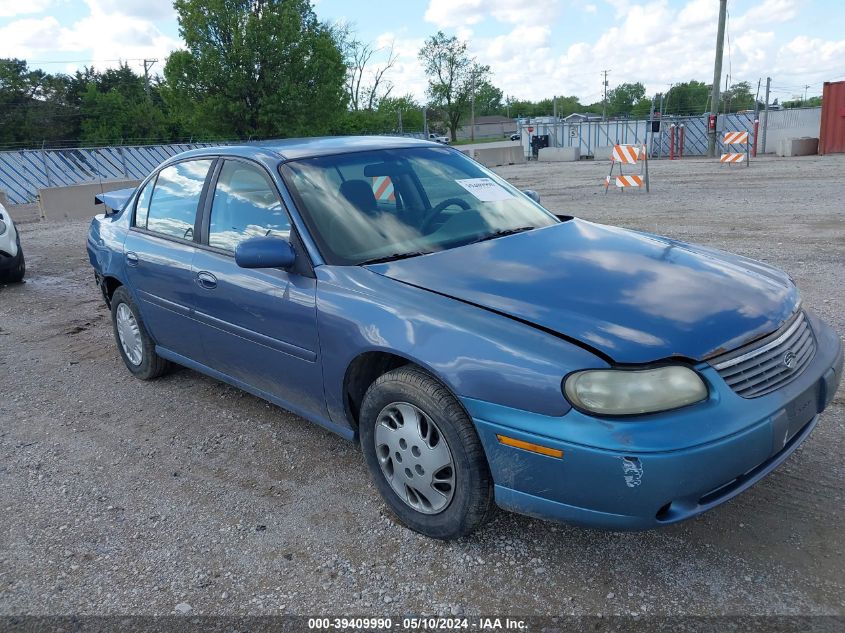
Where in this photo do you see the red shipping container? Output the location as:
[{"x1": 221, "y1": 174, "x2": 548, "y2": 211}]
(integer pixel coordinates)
[{"x1": 819, "y1": 80, "x2": 845, "y2": 155}]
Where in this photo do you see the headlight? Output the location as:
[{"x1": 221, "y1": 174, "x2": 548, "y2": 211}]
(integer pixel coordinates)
[{"x1": 564, "y1": 366, "x2": 707, "y2": 416}]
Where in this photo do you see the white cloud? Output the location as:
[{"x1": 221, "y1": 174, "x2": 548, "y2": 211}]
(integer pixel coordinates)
[
  {"x1": 0, "y1": 16, "x2": 63, "y2": 58},
  {"x1": 448, "y1": 0, "x2": 845, "y2": 103},
  {"x1": 0, "y1": 2, "x2": 178, "y2": 73},
  {"x1": 773, "y1": 35, "x2": 845, "y2": 79},
  {"x1": 86, "y1": 0, "x2": 175, "y2": 21},
  {"x1": 0, "y1": 0, "x2": 51, "y2": 18},
  {"x1": 63, "y1": 12, "x2": 179, "y2": 66},
  {"x1": 584, "y1": 4, "x2": 598, "y2": 14},
  {"x1": 425, "y1": 0, "x2": 561, "y2": 28},
  {"x1": 734, "y1": 0, "x2": 797, "y2": 28}
]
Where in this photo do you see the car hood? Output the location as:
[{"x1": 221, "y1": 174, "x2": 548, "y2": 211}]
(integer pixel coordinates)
[{"x1": 366, "y1": 219, "x2": 800, "y2": 363}]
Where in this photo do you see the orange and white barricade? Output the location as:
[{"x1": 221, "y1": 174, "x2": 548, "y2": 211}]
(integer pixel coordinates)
[
  {"x1": 372, "y1": 175, "x2": 396, "y2": 202},
  {"x1": 604, "y1": 144, "x2": 649, "y2": 193},
  {"x1": 720, "y1": 131, "x2": 750, "y2": 166}
]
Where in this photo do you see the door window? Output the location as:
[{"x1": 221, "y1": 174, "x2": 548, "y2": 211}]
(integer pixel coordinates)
[
  {"x1": 145, "y1": 159, "x2": 213, "y2": 240},
  {"x1": 208, "y1": 161, "x2": 291, "y2": 253}
]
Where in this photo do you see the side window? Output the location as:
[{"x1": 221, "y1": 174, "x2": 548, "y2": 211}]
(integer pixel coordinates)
[
  {"x1": 208, "y1": 161, "x2": 291, "y2": 253},
  {"x1": 134, "y1": 178, "x2": 154, "y2": 228},
  {"x1": 146, "y1": 159, "x2": 213, "y2": 240}
]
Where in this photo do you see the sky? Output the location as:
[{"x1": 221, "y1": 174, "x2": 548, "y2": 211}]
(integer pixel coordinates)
[{"x1": 1, "y1": 0, "x2": 844, "y2": 105}]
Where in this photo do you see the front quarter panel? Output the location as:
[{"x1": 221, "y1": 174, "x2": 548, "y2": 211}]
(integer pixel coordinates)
[{"x1": 316, "y1": 266, "x2": 608, "y2": 431}]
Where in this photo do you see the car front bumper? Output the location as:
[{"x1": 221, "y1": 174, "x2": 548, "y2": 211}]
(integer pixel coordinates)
[{"x1": 464, "y1": 314, "x2": 843, "y2": 530}]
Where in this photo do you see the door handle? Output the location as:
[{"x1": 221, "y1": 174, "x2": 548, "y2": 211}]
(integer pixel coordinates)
[
  {"x1": 125, "y1": 251, "x2": 139, "y2": 266},
  {"x1": 196, "y1": 271, "x2": 218, "y2": 289}
]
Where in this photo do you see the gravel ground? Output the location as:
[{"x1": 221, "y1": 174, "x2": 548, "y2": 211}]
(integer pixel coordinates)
[{"x1": 0, "y1": 154, "x2": 843, "y2": 617}]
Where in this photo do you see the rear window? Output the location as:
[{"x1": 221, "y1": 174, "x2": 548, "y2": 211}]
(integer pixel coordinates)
[{"x1": 144, "y1": 160, "x2": 213, "y2": 240}]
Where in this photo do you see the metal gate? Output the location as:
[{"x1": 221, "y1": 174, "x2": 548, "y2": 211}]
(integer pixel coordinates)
[
  {"x1": 0, "y1": 143, "x2": 218, "y2": 204},
  {"x1": 519, "y1": 112, "x2": 758, "y2": 159}
]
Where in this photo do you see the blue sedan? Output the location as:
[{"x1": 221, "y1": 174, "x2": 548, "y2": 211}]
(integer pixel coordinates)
[{"x1": 87, "y1": 137, "x2": 843, "y2": 539}]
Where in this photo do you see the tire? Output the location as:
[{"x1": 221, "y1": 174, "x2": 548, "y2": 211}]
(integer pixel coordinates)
[
  {"x1": 360, "y1": 366, "x2": 493, "y2": 539},
  {"x1": 110, "y1": 286, "x2": 170, "y2": 380},
  {"x1": 2, "y1": 240, "x2": 24, "y2": 283}
]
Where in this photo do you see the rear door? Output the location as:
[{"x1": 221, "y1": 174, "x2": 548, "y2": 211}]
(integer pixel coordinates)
[
  {"x1": 123, "y1": 158, "x2": 215, "y2": 361},
  {"x1": 190, "y1": 158, "x2": 325, "y2": 415}
]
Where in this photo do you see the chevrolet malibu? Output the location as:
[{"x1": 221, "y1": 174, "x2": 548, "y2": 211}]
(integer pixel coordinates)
[{"x1": 87, "y1": 137, "x2": 842, "y2": 539}]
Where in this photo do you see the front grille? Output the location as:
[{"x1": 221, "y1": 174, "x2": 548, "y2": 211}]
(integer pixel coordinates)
[{"x1": 710, "y1": 311, "x2": 816, "y2": 398}]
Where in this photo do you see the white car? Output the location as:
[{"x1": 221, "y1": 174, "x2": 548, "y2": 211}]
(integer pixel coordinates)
[
  {"x1": 0, "y1": 202, "x2": 25, "y2": 283},
  {"x1": 428, "y1": 133, "x2": 450, "y2": 144}
]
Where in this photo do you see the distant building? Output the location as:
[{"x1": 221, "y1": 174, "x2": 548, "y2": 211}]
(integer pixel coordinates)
[
  {"x1": 457, "y1": 115, "x2": 517, "y2": 140},
  {"x1": 563, "y1": 112, "x2": 603, "y2": 123}
]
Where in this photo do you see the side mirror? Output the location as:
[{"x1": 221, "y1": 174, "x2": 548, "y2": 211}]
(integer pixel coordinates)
[
  {"x1": 523, "y1": 189, "x2": 541, "y2": 204},
  {"x1": 235, "y1": 236, "x2": 296, "y2": 270}
]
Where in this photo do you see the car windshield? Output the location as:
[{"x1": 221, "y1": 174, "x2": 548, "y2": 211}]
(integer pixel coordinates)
[{"x1": 281, "y1": 146, "x2": 559, "y2": 265}]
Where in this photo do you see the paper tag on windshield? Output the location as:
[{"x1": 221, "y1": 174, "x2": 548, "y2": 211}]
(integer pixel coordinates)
[{"x1": 455, "y1": 178, "x2": 513, "y2": 202}]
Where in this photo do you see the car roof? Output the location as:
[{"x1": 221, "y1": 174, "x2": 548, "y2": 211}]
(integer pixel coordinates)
[{"x1": 171, "y1": 136, "x2": 441, "y2": 163}]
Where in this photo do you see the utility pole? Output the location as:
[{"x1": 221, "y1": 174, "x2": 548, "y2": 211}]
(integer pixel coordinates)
[
  {"x1": 707, "y1": 0, "x2": 727, "y2": 158},
  {"x1": 761, "y1": 76, "x2": 771, "y2": 154},
  {"x1": 142, "y1": 59, "x2": 158, "y2": 100},
  {"x1": 398, "y1": 109, "x2": 403, "y2": 134},
  {"x1": 470, "y1": 69, "x2": 477, "y2": 142},
  {"x1": 601, "y1": 70, "x2": 610, "y2": 120},
  {"x1": 803, "y1": 84, "x2": 810, "y2": 105}
]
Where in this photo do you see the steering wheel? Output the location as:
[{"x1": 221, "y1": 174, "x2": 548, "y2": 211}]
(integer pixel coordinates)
[{"x1": 421, "y1": 197, "x2": 472, "y2": 232}]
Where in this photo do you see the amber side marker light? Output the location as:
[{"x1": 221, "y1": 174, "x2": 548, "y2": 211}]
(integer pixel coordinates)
[{"x1": 496, "y1": 434, "x2": 563, "y2": 458}]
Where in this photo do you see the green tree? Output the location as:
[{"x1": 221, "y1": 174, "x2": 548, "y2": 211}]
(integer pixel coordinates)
[
  {"x1": 75, "y1": 63, "x2": 172, "y2": 144},
  {"x1": 606, "y1": 82, "x2": 645, "y2": 117},
  {"x1": 664, "y1": 80, "x2": 710, "y2": 115},
  {"x1": 721, "y1": 81, "x2": 755, "y2": 113},
  {"x1": 378, "y1": 95, "x2": 423, "y2": 131},
  {"x1": 0, "y1": 59, "x2": 79, "y2": 146},
  {"x1": 783, "y1": 95, "x2": 821, "y2": 108},
  {"x1": 418, "y1": 31, "x2": 489, "y2": 141},
  {"x1": 474, "y1": 80, "x2": 502, "y2": 116},
  {"x1": 164, "y1": 0, "x2": 347, "y2": 139},
  {"x1": 553, "y1": 95, "x2": 583, "y2": 118}
]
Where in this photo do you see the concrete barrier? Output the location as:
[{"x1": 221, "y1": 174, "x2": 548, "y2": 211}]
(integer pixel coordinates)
[
  {"x1": 0, "y1": 189, "x2": 9, "y2": 208},
  {"x1": 776, "y1": 137, "x2": 819, "y2": 157},
  {"x1": 538, "y1": 147, "x2": 580, "y2": 162},
  {"x1": 591, "y1": 146, "x2": 613, "y2": 160},
  {"x1": 38, "y1": 179, "x2": 140, "y2": 221},
  {"x1": 461, "y1": 145, "x2": 525, "y2": 167}
]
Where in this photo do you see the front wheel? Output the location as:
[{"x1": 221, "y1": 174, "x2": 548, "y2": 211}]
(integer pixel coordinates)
[{"x1": 360, "y1": 366, "x2": 493, "y2": 539}]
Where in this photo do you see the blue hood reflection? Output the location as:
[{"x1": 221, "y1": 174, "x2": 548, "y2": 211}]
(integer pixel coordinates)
[{"x1": 367, "y1": 219, "x2": 800, "y2": 363}]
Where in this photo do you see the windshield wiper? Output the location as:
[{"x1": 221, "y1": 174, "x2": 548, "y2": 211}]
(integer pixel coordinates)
[
  {"x1": 464, "y1": 226, "x2": 536, "y2": 246},
  {"x1": 358, "y1": 251, "x2": 433, "y2": 266}
]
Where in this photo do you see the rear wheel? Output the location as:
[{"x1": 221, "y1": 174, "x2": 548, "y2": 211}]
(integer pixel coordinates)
[
  {"x1": 360, "y1": 366, "x2": 493, "y2": 539},
  {"x1": 110, "y1": 286, "x2": 170, "y2": 380}
]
